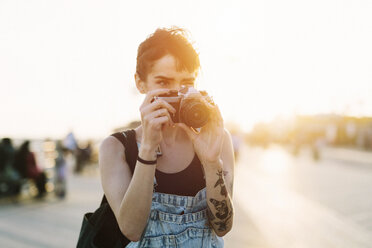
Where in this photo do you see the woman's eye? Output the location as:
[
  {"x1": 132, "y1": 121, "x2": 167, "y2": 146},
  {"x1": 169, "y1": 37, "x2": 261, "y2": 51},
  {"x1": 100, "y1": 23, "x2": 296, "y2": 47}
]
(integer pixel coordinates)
[
  {"x1": 157, "y1": 81, "x2": 168, "y2": 87},
  {"x1": 182, "y1": 82, "x2": 194, "y2": 87}
]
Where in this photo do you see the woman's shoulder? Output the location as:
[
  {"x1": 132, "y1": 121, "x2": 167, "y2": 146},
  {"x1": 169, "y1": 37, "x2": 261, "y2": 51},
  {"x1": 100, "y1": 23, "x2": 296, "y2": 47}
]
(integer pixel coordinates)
[
  {"x1": 99, "y1": 134, "x2": 129, "y2": 175},
  {"x1": 99, "y1": 129, "x2": 139, "y2": 158},
  {"x1": 99, "y1": 135, "x2": 125, "y2": 158},
  {"x1": 100, "y1": 130, "x2": 139, "y2": 174}
]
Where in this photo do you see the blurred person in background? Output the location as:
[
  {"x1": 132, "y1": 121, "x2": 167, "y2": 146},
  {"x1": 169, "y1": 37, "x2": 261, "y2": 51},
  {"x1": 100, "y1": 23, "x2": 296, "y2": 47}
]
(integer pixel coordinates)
[
  {"x1": 55, "y1": 141, "x2": 68, "y2": 199},
  {"x1": 99, "y1": 27, "x2": 234, "y2": 247},
  {"x1": 75, "y1": 141, "x2": 92, "y2": 174},
  {"x1": 0, "y1": 138, "x2": 21, "y2": 196},
  {"x1": 63, "y1": 130, "x2": 78, "y2": 152},
  {"x1": 0, "y1": 138, "x2": 16, "y2": 176},
  {"x1": 14, "y1": 141, "x2": 47, "y2": 198},
  {"x1": 63, "y1": 130, "x2": 79, "y2": 172}
]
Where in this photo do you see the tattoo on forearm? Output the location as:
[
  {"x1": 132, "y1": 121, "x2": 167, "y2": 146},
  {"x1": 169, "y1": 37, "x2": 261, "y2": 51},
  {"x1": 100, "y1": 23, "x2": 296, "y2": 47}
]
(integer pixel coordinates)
[
  {"x1": 209, "y1": 198, "x2": 233, "y2": 231},
  {"x1": 214, "y1": 170, "x2": 228, "y2": 197},
  {"x1": 207, "y1": 206, "x2": 216, "y2": 221},
  {"x1": 210, "y1": 199, "x2": 229, "y2": 219}
]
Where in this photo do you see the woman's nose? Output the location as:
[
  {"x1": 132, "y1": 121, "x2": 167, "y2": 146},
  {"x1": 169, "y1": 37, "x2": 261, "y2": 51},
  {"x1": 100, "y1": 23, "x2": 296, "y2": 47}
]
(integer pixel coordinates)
[{"x1": 169, "y1": 83, "x2": 182, "y2": 91}]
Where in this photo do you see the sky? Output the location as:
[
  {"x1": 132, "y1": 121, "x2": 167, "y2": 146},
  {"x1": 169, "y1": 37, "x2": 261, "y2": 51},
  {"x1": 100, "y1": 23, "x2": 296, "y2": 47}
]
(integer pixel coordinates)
[{"x1": 1, "y1": 0, "x2": 372, "y2": 140}]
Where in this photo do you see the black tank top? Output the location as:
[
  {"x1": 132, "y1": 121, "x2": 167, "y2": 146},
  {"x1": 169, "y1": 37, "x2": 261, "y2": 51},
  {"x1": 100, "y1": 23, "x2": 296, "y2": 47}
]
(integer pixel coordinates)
[{"x1": 111, "y1": 130, "x2": 206, "y2": 196}]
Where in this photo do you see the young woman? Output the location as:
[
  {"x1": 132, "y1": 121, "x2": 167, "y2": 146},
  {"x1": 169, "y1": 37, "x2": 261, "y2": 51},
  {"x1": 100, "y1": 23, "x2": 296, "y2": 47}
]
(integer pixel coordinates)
[{"x1": 99, "y1": 27, "x2": 235, "y2": 247}]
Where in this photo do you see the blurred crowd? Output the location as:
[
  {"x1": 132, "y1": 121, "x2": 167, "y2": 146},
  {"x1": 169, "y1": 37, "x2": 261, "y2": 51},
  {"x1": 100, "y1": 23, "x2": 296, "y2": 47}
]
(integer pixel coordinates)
[
  {"x1": 0, "y1": 132, "x2": 96, "y2": 201},
  {"x1": 3, "y1": 114, "x2": 369, "y2": 201}
]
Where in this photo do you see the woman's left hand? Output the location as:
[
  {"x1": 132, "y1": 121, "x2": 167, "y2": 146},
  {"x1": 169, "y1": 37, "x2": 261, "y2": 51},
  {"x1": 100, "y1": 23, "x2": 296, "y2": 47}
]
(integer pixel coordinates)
[{"x1": 177, "y1": 103, "x2": 225, "y2": 167}]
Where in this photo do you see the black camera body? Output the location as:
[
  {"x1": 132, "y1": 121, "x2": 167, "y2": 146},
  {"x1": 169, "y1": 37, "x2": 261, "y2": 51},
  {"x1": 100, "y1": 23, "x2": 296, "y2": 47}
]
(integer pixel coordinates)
[{"x1": 154, "y1": 87, "x2": 214, "y2": 128}]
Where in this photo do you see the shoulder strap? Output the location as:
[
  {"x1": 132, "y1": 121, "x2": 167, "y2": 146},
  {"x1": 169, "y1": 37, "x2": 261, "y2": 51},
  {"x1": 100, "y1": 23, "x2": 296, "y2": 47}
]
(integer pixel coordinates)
[
  {"x1": 101, "y1": 129, "x2": 138, "y2": 205},
  {"x1": 110, "y1": 129, "x2": 138, "y2": 174}
]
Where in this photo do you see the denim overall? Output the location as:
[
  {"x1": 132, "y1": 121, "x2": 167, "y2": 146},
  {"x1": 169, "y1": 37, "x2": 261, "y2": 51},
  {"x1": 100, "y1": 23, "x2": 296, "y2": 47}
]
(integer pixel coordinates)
[{"x1": 126, "y1": 183, "x2": 224, "y2": 247}]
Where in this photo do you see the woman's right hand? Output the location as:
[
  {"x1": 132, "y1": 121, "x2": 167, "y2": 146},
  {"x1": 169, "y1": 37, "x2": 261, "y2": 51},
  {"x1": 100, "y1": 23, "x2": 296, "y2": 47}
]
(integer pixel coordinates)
[{"x1": 139, "y1": 89, "x2": 176, "y2": 153}]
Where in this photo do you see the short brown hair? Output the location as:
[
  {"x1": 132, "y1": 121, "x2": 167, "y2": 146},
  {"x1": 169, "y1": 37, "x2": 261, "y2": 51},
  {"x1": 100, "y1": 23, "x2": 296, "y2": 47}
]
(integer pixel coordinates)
[{"x1": 136, "y1": 27, "x2": 200, "y2": 81}]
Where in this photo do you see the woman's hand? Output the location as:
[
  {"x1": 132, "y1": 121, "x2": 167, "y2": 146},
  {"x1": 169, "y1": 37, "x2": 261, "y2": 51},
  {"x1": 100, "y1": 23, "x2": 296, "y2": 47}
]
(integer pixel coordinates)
[
  {"x1": 140, "y1": 89, "x2": 176, "y2": 153},
  {"x1": 177, "y1": 101, "x2": 225, "y2": 167}
]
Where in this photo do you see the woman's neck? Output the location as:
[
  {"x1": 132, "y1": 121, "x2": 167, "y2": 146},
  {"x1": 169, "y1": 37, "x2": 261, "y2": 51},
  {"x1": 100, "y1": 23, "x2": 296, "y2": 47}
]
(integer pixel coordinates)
[{"x1": 161, "y1": 125, "x2": 186, "y2": 146}]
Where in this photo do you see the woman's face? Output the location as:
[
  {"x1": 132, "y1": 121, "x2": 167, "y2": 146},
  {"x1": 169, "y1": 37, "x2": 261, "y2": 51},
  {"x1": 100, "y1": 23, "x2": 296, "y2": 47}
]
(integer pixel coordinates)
[{"x1": 137, "y1": 54, "x2": 197, "y2": 93}]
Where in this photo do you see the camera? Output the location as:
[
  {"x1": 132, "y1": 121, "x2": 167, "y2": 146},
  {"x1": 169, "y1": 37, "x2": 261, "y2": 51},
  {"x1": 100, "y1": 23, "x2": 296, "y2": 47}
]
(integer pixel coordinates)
[{"x1": 154, "y1": 86, "x2": 214, "y2": 128}]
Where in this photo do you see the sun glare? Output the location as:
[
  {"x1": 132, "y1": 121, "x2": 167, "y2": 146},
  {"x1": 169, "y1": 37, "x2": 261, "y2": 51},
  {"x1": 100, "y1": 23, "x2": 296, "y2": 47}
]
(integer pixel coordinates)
[{"x1": 0, "y1": 0, "x2": 371, "y2": 139}]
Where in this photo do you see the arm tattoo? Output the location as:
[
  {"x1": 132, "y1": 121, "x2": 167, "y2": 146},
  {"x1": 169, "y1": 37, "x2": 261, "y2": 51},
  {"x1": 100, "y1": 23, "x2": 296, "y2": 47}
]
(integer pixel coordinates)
[
  {"x1": 209, "y1": 198, "x2": 233, "y2": 231},
  {"x1": 214, "y1": 170, "x2": 228, "y2": 197},
  {"x1": 207, "y1": 205, "x2": 216, "y2": 221}
]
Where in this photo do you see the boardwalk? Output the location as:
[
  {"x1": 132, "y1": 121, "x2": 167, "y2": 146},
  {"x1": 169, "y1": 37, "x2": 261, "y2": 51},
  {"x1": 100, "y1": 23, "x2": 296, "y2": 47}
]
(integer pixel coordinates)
[{"x1": 1, "y1": 145, "x2": 372, "y2": 247}]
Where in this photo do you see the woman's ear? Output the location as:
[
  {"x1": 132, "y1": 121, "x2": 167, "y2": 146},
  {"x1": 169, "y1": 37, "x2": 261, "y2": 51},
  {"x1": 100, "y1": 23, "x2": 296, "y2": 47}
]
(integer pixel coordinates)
[{"x1": 135, "y1": 73, "x2": 146, "y2": 94}]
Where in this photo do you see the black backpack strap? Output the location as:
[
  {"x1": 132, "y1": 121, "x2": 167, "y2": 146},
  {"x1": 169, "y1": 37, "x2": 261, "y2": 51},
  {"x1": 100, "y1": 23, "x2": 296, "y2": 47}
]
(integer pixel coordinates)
[
  {"x1": 122, "y1": 129, "x2": 139, "y2": 173},
  {"x1": 100, "y1": 195, "x2": 108, "y2": 205},
  {"x1": 110, "y1": 129, "x2": 138, "y2": 174},
  {"x1": 101, "y1": 129, "x2": 138, "y2": 206}
]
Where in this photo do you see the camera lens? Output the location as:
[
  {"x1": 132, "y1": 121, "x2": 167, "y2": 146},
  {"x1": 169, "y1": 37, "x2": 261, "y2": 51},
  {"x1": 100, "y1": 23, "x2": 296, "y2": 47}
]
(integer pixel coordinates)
[{"x1": 180, "y1": 99, "x2": 210, "y2": 128}]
